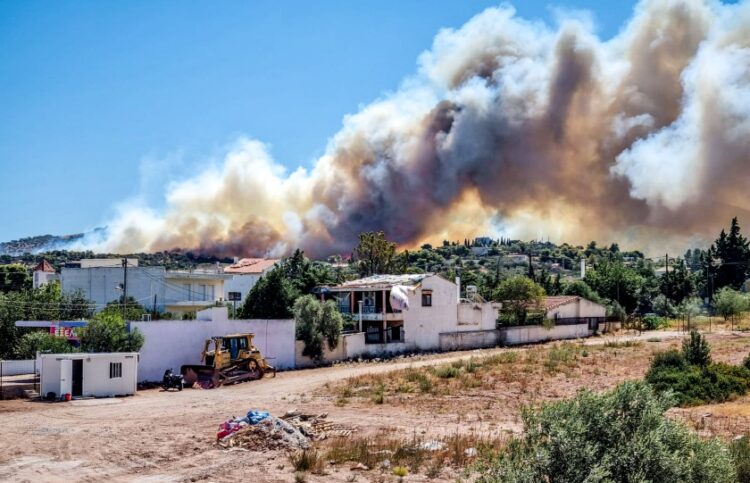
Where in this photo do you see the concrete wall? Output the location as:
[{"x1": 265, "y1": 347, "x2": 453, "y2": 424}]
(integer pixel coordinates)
[
  {"x1": 0, "y1": 359, "x2": 36, "y2": 376},
  {"x1": 295, "y1": 332, "x2": 410, "y2": 367},
  {"x1": 457, "y1": 302, "x2": 501, "y2": 330},
  {"x1": 498, "y1": 323, "x2": 590, "y2": 346},
  {"x1": 295, "y1": 335, "x2": 348, "y2": 368},
  {"x1": 40, "y1": 353, "x2": 138, "y2": 398},
  {"x1": 547, "y1": 298, "x2": 607, "y2": 319},
  {"x1": 130, "y1": 307, "x2": 295, "y2": 381},
  {"x1": 439, "y1": 330, "x2": 499, "y2": 351}
]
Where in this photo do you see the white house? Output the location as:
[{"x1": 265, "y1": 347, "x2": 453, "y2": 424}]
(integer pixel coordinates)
[
  {"x1": 61, "y1": 259, "x2": 231, "y2": 314},
  {"x1": 223, "y1": 258, "x2": 280, "y2": 303},
  {"x1": 497, "y1": 296, "x2": 610, "y2": 346},
  {"x1": 32, "y1": 260, "x2": 58, "y2": 289},
  {"x1": 318, "y1": 274, "x2": 501, "y2": 355},
  {"x1": 40, "y1": 352, "x2": 138, "y2": 399}
]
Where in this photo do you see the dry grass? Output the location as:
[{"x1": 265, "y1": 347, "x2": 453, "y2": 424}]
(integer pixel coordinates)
[
  {"x1": 327, "y1": 341, "x2": 645, "y2": 407},
  {"x1": 320, "y1": 429, "x2": 507, "y2": 476}
]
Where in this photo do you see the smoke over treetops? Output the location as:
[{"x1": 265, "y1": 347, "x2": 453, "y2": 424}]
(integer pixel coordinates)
[{"x1": 83, "y1": 0, "x2": 750, "y2": 258}]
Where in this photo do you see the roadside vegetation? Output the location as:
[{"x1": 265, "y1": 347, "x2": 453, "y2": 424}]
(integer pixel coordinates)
[
  {"x1": 646, "y1": 331, "x2": 750, "y2": 406},
  {"x1": 473, "y1": 381, "x2": 737, "y2": 483}
]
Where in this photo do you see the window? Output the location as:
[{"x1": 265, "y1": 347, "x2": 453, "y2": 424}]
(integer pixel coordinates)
[
  {"x1": 109, "y1": 362, "x2": 122, "y2": 379},
  {"x1": 421, "y1": 291, "x2": 432, "y2": 307}
]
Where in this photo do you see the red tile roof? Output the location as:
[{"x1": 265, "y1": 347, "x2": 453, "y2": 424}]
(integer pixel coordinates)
[
  {"x1": 543, "y1": 296, "x2": 580, "y2": 310},
  {"x1": 224, "y1": 258, "x2": 279, "y2": 275},
  {"x1": 34, "y1": 260, "x2": 55, "y2": 273}
]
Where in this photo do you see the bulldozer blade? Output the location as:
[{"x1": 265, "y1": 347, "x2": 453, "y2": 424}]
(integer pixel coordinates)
[{"x1": 181, "y1": 365, "x2": 221, "y2": 388}]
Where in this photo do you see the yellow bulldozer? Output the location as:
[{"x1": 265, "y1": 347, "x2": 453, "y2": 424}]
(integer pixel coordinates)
[{"x1": 181, "y1": 333, "x2": 275, "y2": 388}]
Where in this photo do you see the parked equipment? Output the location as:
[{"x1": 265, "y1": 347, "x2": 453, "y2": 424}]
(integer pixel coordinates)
[
  {"x1": 162, "y1": 369, "x2": 184, "y2": 391},
  {"x1": 181, "y1": 333, "x2": 275, "y2": 388}
]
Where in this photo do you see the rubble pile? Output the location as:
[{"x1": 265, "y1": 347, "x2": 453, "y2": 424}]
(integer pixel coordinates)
[{"x1": 216, "y1": 409, "x2": 355, "y2": 451}]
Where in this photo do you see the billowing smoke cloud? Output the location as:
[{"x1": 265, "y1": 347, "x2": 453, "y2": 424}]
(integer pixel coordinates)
[{"x1": 85, "y1": 0, "x2": 750, "y2": 258}]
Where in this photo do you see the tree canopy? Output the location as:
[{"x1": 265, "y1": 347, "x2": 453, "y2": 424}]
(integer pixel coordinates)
[
  {"x1": 79, "y1": 312, "x2": 144, "y2": 353},
  {"x1": 494, "y1": 276, "x2": 545, "y2": 326},
  {"x1": 293, "y1": 295, "x2": 344, "y2": 359}
]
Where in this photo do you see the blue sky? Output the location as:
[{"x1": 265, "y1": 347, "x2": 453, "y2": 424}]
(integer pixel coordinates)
[{"x1": 0, "y1": 0, "x2": 638, "y2": 241}]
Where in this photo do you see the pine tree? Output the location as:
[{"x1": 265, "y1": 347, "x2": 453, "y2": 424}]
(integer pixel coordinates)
[{"x1": 714, "y1": 217, "x2": 750, "y2": 290}]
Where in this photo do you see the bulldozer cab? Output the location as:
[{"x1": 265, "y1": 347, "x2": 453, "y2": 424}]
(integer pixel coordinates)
[{"x1": 222, "y1": 334, "x2": 255, "y2": 359}]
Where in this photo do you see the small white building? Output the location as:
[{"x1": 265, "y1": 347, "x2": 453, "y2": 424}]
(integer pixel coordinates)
[
  {"x1": 32, "y1": 260, "x2": 58, "y2": 289},
  {"x1": 40, "y1": 352, "x2": 138, "y2": 399}
]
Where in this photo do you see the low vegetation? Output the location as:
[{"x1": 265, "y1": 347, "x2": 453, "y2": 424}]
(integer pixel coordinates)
[
  {"x1": 473, "y1": 381, "x2": 737, "y2": 483},
  {"x1": 328, "y1": 341, "x2": 647, "y2": 407},
  {"x1": 645, "y1": 331, "x2": 750, "y2": 406}
]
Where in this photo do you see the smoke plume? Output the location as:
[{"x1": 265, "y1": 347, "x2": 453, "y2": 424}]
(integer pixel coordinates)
[{"x1": 86, "y1": 0, "x2": 750, "y2": 257}]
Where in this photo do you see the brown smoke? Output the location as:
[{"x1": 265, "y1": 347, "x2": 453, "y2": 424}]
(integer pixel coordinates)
[{"x1": 86, "y1": 0, "x2": 750, "y2": 258}]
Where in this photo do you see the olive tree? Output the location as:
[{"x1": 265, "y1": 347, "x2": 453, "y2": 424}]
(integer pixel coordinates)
[{"x1": 294, "y1": 295, "x2": 343, "y2": 360}]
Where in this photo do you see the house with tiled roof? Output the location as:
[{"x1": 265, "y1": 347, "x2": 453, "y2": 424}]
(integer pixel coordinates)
[
  {"x1": 33, "y1": 259, "x2": 58, "y2": 288},
  {"x1": 223, "y1": 258, "x2": 280, "y2": 304}
]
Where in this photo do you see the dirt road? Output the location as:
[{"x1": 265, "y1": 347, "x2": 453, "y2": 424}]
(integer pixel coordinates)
[{"x1": 0, "y1": 330, "x2": 704, "y2": 482}]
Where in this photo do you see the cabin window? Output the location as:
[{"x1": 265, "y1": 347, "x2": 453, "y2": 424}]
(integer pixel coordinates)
[
  {"x1": 109, "y1": 362, "x2": 122, "y2": 379},
  {"x1": 421, "y1": 291, "x2": 432, "y2": 307}
]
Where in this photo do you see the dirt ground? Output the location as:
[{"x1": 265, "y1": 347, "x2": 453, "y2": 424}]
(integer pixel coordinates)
[{"x1": 0, "y1": 329, "x2": 748, "y2": 483}]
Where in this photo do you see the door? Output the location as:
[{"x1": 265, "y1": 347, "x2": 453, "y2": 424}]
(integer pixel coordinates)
[
  {"x1": 59, "y1": 359, "x2": 72, "y2": 397},
  {"x1": 72, "y1": 359, "x2": 83, "y2": 397}
]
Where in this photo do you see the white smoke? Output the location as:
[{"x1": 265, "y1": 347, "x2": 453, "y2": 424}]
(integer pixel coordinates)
[{"x1": 82, "y1": 0, "x2": 750, "y2": 257}]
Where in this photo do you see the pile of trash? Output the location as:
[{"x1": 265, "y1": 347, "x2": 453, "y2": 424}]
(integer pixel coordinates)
[{"x1": 216, "y1": 409, "x2": 355, "y2": 451}]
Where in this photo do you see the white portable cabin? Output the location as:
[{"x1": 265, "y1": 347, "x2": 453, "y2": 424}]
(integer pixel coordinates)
[{"x1": 40, "y1": 352, "x2": 138, "y2": 398}]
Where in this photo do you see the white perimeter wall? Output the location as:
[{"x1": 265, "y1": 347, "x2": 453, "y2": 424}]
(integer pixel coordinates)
[
  {"x1": 131, "y1": 316, "x2": 296, "y2": 382},
  {"x1": 0, "y1": 359, "x2": 36, "y2": 376},
  {"x1": 498, "y1": 324, "x2": 590, "y2": 346}
]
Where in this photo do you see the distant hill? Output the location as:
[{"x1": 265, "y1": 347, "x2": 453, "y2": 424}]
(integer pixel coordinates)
[{"x1": 0, "y1": 233, "x2": 85, "y2": 256}]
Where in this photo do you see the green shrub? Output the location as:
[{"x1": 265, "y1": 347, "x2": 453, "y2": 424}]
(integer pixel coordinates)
[
  {"x1": 642, "y1": 314, "x2": 667, "y2": 330},
  {"x1": 730, "y1": 436, "x2": 750, "y2": 483},
  {"x1": 473, "y1": 381, "x2": 736, "y2": 483},
  {"x1": 15, "y1": 331, "x2": 75, "y2": 359},
  {"x1": 646, "y1": 354, "x2": 750, "y2": 406},
  {"x1": 682, "y1": 330, "x2": 711, "y2": 367},
  {"x1": 743, "y1": 354, "x2": 750, "y2": 372},
  {"x1": 435, "y1": 365, "x2": 460, "y2": 379}
]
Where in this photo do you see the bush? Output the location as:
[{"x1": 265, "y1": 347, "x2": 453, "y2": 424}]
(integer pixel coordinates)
[
  {"x1": 646, "y1": 351, "x2": 750, "y2": 406},
  {"x1": 435, "y1": 366, "x2": 460, "y2": 379},
  {"x1": 473, "y1": 381, "x2": 736, "y2": 482},
  {"x1": 682, "y1": 330, "x2": 711, "y2": 367},
  {"x1": 15, "y1": 331, "x2": 75, "y2": 359},
  {"x1": 730, "y1": 436, "x2": 750, "y2": 483},
  {"x1": 79, "y1": 312, "x2": 144, "y2": 353},
  {"x1": 642, "y1": 314, "x2": 667, "y2": 331}
]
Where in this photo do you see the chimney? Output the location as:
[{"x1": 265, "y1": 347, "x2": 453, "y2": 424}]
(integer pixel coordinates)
[
  {"x1": 580, "y1": 259, "x2": 586, "y2": 279},
  {"x1": 455, "y1": 276, "x2": 461, "y2": 303}
]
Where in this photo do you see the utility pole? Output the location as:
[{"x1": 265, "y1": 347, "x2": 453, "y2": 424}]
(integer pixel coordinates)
[{"x1": 122, "y1": 258, "x2": 128, "y2": 320}]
